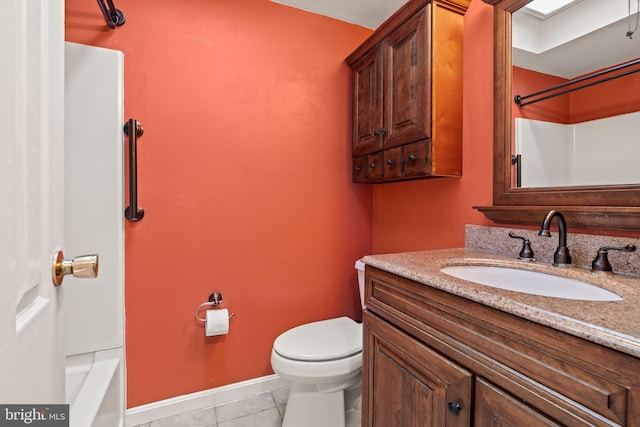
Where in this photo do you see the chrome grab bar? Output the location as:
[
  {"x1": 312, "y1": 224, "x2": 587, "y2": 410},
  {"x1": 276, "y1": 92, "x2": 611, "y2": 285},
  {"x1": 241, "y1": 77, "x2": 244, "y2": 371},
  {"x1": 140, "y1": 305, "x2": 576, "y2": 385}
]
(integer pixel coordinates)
[{"x1": 124, "y1": 119, "x2": 145, "y2": 222}]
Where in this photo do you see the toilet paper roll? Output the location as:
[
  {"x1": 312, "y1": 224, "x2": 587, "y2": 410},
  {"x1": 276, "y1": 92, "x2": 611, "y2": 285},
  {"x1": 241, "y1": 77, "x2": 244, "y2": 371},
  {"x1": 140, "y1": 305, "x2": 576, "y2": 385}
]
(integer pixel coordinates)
[{"x1": 205, "y1": 308, "x2": 229, "y2": 337}]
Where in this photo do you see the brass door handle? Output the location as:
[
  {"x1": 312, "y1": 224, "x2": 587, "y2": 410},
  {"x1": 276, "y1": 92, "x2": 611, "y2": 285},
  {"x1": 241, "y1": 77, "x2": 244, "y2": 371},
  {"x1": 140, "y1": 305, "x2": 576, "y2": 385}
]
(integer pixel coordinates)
[{"x1": 52, "y1": 250, "x2": 99, "y2": 286}]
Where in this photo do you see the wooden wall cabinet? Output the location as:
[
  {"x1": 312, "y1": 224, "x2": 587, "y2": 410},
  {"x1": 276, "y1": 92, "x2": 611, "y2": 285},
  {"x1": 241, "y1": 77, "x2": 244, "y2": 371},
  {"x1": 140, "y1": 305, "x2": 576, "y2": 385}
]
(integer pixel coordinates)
[
  {"x1": 346, "y1": 0, "x2": 469, "y2": 183},
  {"x1": 363, "y1": 266, "x2": 640, "y2": 426}
]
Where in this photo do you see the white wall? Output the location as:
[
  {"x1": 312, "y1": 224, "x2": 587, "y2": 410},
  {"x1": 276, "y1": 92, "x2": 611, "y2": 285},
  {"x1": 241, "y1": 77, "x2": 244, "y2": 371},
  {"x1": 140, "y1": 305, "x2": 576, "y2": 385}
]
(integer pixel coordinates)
[{"x1": 515, "y1": 111, "x2": 640, "y2": 187}]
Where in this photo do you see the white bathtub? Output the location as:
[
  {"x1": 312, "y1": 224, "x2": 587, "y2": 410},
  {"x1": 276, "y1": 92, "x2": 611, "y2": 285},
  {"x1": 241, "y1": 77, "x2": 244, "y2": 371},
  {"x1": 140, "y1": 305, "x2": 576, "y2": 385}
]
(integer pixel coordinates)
[
  {"x1": 66, "y1": 347, "x2": 125, "y2": 427},
  {"x1": 65, "y1": 42, "x2": 126, "y2": 427}
]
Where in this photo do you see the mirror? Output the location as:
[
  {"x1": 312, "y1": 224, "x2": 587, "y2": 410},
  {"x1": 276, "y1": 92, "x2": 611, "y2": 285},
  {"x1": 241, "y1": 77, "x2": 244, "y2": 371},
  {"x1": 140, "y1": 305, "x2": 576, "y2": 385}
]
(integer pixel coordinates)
[
  {"x1": 476, "y1": 0, "x2": 640, "y2": 231},
  {"x1": 511, "y1": 0, "x2": 640, "y2": 188}
]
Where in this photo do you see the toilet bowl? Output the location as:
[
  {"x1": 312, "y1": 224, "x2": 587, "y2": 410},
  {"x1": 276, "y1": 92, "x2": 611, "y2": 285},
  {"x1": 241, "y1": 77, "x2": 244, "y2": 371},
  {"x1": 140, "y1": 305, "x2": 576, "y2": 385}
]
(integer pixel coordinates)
[{"x1": 270, "y1": 260, "x2": 366, "y2": 427}]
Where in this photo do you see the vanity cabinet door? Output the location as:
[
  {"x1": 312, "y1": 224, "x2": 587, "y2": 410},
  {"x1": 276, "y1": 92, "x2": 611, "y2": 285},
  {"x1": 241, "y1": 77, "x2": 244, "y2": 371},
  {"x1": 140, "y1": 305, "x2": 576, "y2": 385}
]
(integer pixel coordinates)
[
  {"x1": 363, "y1": 310, "x2": 472, "y2": 427},
  {"x1": 474, "y1": 378, "x2": 560, "y2": 427}
]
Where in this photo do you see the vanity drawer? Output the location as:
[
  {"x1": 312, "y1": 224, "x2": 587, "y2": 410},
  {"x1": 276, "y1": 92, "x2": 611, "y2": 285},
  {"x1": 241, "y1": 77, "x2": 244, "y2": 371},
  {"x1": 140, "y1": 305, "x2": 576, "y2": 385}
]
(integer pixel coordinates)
[{"x1": 365, "y1": 266, "x2": 640, "y2": 426}]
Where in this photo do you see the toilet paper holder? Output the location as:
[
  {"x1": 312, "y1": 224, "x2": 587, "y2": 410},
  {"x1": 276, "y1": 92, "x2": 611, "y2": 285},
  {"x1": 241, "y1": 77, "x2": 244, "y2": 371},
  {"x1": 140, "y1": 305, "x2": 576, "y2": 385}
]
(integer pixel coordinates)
[{"x1": 195, "y1": 292, "x2": 235, "y2": 323}]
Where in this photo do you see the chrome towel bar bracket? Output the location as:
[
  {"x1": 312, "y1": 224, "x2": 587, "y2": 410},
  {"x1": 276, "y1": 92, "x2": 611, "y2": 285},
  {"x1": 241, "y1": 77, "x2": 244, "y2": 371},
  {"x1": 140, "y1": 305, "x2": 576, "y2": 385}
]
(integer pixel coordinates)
[{"x1": 96, "y1": 0, "x2": 126, "y2": 30}]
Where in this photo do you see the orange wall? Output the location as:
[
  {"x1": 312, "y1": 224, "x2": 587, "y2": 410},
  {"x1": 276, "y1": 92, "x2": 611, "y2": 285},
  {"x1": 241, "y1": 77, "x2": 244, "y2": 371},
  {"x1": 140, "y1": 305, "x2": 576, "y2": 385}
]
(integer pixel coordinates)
[
  {"x1": 512, "y1": 66, "x2": 571, "y2": 123},
  {"x1": 372, "y1": 1, "x2": 640, "y2": 255},
  {"x1": 372, "y1": 0, "x2": 494, "y2": 254},
  {"x1": 513, "y1": 65, "x2": 640, "y2": 124},
  {"x1": 570, "y1": 65, "x2": 640, "y2": 122},
  {"x1": 65, "y1": 0, "x2": 373, "y2": 407}
]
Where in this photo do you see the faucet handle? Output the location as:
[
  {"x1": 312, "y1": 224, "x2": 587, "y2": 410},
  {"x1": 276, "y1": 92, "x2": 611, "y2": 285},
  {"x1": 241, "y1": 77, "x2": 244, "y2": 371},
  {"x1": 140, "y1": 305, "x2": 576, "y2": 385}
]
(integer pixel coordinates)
[
  {"x1": 591, "y1": 245, "x2": 636, "y2": 272},
  {"x1": 508, "y1": 232, "x2": 534, "y2": 260}
]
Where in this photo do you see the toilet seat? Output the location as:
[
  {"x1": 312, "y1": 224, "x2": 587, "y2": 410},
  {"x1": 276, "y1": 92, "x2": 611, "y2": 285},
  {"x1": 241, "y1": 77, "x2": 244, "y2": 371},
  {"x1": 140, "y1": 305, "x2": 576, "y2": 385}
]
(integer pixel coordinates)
[
  {"x1": 273, "y1": 317, "x2": 362, "y2": 362},
  {"x1": 271, "y1": 348, "x2": 362, "y2": 385}
]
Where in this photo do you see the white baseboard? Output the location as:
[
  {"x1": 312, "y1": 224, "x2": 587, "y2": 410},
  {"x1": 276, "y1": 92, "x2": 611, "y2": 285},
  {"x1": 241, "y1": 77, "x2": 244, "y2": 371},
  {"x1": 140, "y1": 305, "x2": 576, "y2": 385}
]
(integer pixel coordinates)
[{"x1": 125, "y1": 374, "x2": 288, "y2": 426}]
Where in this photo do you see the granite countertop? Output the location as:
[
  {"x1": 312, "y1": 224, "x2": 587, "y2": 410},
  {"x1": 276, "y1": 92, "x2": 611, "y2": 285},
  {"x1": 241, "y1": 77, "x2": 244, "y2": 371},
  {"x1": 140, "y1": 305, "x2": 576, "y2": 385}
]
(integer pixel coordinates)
[{"x1": 362, "y1": 248, "x2": 640, "y2": 358}]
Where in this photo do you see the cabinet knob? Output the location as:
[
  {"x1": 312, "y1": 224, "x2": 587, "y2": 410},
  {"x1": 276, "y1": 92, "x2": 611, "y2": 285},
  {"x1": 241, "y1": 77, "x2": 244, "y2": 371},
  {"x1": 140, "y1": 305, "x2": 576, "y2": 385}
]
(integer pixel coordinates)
[
  {"x1": 355, "y1": 166, "x2": 361, "y2": 172},
  {"x1": 447, "y1": 402, "x2": 462, "y2": 416},
  {"x1": 408, "y1": 154, "x2": 416, "y2": 162},
  {"x1": 369, "y1": 162, "x2": 377, "y2": 169},
  {"x1": 386, "y1": 159, "x2": 394, "y2": 166},
  {"x1": 373, "y1": 128, "x2": 388, "y2": 136}
]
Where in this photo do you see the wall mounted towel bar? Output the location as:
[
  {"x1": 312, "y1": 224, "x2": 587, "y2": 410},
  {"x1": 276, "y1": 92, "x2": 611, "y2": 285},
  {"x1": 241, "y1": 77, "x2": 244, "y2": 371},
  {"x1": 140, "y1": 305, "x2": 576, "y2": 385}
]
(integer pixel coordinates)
[
  {"x1": 97, "y1": 0, "x2": 125, "y2": 29},
  {"x1": 511, "y1": 154, "x2": 521, "y2": 188},
  {"x1": 124, "y1": 119, "x2": 145, "y2": 222}
]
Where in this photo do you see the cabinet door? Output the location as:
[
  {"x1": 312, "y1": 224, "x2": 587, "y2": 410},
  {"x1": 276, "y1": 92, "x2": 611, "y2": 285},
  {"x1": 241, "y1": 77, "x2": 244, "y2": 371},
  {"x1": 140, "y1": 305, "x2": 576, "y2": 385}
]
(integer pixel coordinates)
[
  {"x1": 383, "y1": 7, "x2": 430, "y2": 149},
  {"x1": 363, "y1": 311, "x2": 471, "y2": 427},
  {"x1": 474, "y1": 378, "x2": 561, "y2": 427},
  {"x1": 353, "y1": 45, "x2": 384, "y2": 156}
]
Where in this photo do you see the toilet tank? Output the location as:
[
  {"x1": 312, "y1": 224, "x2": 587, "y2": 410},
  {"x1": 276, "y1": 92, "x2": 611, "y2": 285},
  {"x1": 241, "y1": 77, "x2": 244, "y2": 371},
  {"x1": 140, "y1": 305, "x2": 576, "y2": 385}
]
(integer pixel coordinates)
[{"x1": 355, "y1": 260, "x2": 366, "y2": 309}]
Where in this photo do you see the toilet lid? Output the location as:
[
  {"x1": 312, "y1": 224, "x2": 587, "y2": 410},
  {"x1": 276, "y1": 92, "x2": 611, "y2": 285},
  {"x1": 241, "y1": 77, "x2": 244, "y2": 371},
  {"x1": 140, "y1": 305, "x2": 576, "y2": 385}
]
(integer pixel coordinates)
[{"x1": 273, "y1": 317, "x2": 362, "y2": 362}]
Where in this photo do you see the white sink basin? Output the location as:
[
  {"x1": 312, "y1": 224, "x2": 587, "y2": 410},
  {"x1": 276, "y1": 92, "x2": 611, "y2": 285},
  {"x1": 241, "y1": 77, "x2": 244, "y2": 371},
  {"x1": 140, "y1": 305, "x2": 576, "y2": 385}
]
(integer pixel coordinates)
[{"x1": 440, "y1": 265, "x2": 622, "y2": 301}]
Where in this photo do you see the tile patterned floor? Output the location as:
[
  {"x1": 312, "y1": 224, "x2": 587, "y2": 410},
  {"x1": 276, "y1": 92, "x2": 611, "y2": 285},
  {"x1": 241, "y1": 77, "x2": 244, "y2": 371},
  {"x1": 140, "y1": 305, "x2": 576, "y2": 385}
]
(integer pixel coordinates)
[{"x1": 132, "y1": 387, "x2": 289, "y2": 427}]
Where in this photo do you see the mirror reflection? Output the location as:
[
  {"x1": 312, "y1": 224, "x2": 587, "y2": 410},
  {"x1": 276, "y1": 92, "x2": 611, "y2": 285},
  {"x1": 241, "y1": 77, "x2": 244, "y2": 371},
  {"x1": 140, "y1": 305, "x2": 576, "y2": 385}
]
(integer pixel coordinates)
[{"x1": 511, "y1": 0, "x2": 640, "y2": 188}]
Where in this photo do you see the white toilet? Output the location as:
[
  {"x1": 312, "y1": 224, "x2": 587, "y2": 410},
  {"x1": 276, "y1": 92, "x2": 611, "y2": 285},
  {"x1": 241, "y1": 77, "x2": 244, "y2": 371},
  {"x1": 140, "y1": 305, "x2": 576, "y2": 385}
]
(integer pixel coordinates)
[{"x1": 270, "y1": 260, "x2": 366, "y2": 427}]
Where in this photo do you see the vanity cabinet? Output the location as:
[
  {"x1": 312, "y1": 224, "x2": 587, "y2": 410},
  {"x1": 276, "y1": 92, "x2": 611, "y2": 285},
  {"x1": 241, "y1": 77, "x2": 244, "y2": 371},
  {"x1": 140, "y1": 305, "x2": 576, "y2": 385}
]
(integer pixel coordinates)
[
  {"x1": 347, "y1": 0, "x2": 469, "y2": 183},
  {"x1": 363, "y1": 266, "x2": 640, "y2": 426}
]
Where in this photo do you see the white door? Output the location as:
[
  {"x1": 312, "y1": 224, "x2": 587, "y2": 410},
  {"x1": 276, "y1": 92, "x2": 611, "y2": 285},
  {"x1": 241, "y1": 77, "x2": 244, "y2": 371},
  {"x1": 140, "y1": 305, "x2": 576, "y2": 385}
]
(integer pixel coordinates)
[{"x1": 0, "y1": 0, "x2": 66, "y2": 403}]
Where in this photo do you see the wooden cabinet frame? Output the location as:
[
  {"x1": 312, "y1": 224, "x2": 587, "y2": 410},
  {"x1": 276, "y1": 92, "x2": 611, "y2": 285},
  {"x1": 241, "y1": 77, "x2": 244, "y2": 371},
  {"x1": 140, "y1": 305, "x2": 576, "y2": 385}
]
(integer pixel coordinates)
[{"x1": 347, "y1": 0, "x2": 469, "y2": 183}]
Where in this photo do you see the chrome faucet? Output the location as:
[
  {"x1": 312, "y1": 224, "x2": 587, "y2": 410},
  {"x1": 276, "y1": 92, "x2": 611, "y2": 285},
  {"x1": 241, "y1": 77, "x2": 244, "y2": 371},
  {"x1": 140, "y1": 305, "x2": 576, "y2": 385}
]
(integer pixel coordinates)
[{"x1": 538, "y1": 210, "x2": 572, "y2": 266}]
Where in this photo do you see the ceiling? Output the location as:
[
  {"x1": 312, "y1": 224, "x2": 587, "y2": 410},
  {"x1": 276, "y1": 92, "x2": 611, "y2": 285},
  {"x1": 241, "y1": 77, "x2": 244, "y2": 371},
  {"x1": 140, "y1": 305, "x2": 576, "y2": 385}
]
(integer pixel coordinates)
[
  {"x1": 513, "y1": 0, "x2": 639, "y2": 78},
  {"x1": 270, "y1": 0, "x2": 408, "y2": 29},
  {"x1": 271, "y1": 0, "x2": 639, "y2": 79}
]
